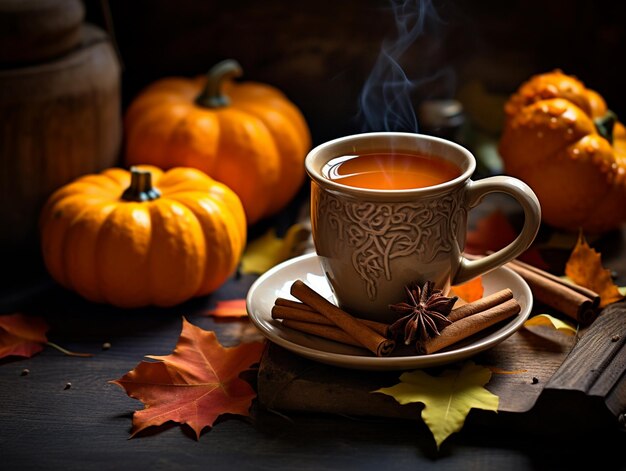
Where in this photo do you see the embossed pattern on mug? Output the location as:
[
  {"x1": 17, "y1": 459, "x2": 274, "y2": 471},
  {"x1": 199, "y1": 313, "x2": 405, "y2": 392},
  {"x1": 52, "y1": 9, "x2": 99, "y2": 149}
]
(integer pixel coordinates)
[{"x1": 315, "y1": 188, "x2": 465, "y2": 300}]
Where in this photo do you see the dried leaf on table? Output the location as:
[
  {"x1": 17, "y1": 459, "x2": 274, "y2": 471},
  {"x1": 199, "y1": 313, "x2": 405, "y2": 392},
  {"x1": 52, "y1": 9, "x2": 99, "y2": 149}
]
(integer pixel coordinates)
[
  {"x1": 373, "y1": 361, "x2": 498, "y2": 449},
  {"x1": 110, "y1": 317, "x2": 264, "y2": 439},
  {"x1": 0, "y1": 313, "x2": 48, "y2": 359},
  {"x1": 450, "y1": 276, "x2": 484, "y2": 303},
  {"x1": 240, "y1": 223, "x2": 310, "y2": 275},
  {"x1": 565, "y1": 232, "x2": 623, "y2": 308},
  {"x1": 524, "y1": 314, "x2": 577, "y2": 335},
  {"x1": 205, "y1": 299, "x2": 248, "y2": 318},
  {"x1": 465, "y1": 210, "x2": 548, "y2": 269}
]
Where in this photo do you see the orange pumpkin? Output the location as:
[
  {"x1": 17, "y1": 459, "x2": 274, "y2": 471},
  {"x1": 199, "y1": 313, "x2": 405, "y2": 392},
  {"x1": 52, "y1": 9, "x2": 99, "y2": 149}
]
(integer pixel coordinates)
[
  {"x1": 499, "y1": 70, "x2": 626, "y2": 233},
  {"x1": 123, "y1": 60, "x2": 311, "y2": 225},
  {"x1": 39, "y1": 165, "x2": 246, "y2": 308}
]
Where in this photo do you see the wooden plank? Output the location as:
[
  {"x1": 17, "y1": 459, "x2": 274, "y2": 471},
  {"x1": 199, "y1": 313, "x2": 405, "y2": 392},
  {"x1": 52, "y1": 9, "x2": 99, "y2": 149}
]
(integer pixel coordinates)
[
  {"x1": 542, "y1": 301, "x2": 626, "y2": 421},
  {"x1": 258, "y1": 341, "x2": 423, "y2": 420},
  {"x1": 546, "y1": 301, "x2": 626, "y2": 393},
  {"x1": 477, "y1": 327, "x2": 574, "y2": 413},
  {"x1": 257, "y1": 327, "x2": 574, "y2": 418},
  {"x1": 257, "y1": 304, "x2": 626, "y2": 428}
]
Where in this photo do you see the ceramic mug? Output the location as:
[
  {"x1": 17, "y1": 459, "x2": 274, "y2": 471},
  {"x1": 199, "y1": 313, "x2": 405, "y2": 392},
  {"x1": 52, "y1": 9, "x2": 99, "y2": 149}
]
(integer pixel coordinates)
[{"x1": 305, "y1": 132, "x2": 541, "y2": 323}]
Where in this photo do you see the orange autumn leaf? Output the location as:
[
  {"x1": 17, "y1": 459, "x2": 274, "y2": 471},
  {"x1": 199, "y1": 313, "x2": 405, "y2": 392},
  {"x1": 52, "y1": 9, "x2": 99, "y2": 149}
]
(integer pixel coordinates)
[
  {"x1": 0, "y1": 313, "x2": 49, "y2": 359},
  {"x1": 111, "y1": 317, "x2": 264, "y2": 439},
  {"x1": 206, "y1": 299, "x2": 248, "y2": 318},
  {"x1": 565, "y1": 233, "x2": 623, "y2": 308},
  {"x1": 465, "y1": 210, "x2": 548, "y2": 269},
  {"x1": 451, "y1": 276, "x2": 484, "y2": 303}
]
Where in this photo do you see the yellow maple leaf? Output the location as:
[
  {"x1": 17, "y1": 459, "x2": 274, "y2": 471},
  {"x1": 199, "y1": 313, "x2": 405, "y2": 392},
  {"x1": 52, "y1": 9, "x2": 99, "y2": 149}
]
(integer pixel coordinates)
[
  {"x1": 373, "y1": 361, "x2": 498, "y2": 449},
  {"x1": 564, "y1": 232, "x2": 623, "y2": 308},
  {"x1": 524, "y1": 314, "x2": 577, "y2": 335},
  {"x1": 240, "y1": 224, "x2": 310, "y2": 275}
]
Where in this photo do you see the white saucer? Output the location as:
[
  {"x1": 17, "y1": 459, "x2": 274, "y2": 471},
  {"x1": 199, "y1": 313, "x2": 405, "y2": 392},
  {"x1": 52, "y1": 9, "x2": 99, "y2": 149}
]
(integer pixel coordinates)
[{"x1": 246, "y1": 252, "x2": 533, "y2": 371}]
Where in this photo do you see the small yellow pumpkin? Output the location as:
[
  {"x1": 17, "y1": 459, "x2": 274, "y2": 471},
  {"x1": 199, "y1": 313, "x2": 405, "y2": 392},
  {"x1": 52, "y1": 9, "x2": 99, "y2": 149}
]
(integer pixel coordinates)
[
  {"x1": 499, "y1": 70, "x2": 626, "y2": 233},
  {"x1": 39, "y1": 165, "x2": 246, "y2": 308},
  {"x1": 123, "y1": 59, "x2": 311, "y2": 225}
]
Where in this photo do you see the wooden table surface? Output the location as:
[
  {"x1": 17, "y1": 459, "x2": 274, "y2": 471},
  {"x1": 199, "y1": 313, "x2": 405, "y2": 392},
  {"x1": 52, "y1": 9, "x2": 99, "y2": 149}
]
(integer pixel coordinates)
[{"x1": 1, "y1": 205, "x2": 626, "y2": 471}]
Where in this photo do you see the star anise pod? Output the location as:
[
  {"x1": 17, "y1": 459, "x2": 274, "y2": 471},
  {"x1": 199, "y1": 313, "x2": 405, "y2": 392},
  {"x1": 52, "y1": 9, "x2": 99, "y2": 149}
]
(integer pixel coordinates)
[{"x1": 389, "y1": 281, "x2": 458, "y2": 346}]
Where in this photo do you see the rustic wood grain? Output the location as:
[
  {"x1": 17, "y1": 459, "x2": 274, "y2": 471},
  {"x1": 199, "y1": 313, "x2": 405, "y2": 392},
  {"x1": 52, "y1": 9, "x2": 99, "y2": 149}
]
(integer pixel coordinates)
[
  {"x1": 544, "y1": 301, "x2": 626, "y2": 422},
  {"x1": 257, "y1": 327, "x2": 576, "y2": 418},
  {"x1": 0, "y1": 24, "x2": 121, "y2": 252},
  {"x1": 2, "y1": 280, "x2": 625, "y2": 470},
  {"x1": 546, "y1": 302, "x2": 626, "y2": 394},
  {"x1": 256, "y1": 299, "x2": 626, "y2": 426}
]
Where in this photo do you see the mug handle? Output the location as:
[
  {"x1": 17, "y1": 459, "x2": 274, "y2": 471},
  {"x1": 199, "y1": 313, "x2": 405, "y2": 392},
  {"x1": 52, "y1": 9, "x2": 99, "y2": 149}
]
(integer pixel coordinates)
[{"x1": 452, "y1": 176, "x2": 542, "y2": 285}]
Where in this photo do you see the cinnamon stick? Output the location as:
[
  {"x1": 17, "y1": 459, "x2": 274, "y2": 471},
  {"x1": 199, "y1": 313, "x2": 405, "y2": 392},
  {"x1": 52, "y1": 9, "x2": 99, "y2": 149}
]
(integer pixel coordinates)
[
  {"x1": 281, "y1": 319, "x2": 364, "y2": 348},
  {"x1": 273, "y1": 299, "x2": 390, "y2": 337},
  {"x1": 506, "y1": 259, "x2": 599, "y2": 325},
  {"x1": 420, "y1": 298, "x2": 521, "y2": 354},
  {"x1": 289, "y1": 280, "x2": 396, "y2": 357},
  {"x1": 275, "y1": 298, "x2": 316, "y2": 312},
  {"x1": 448, "y1": 288, "x2": 514, "y2": 322}
]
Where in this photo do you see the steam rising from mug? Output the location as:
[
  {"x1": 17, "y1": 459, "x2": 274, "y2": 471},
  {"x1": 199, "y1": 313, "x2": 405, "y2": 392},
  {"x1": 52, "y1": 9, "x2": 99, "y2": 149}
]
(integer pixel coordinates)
[{"x1": 358, "y1": 0, "x2": 454, "y2": 133}]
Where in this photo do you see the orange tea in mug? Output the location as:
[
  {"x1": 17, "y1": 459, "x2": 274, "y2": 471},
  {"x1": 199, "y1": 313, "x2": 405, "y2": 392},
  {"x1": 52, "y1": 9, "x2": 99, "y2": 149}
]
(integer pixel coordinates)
[{"x1": 322, "y1": 152, "x2": 461, "y2": 190}]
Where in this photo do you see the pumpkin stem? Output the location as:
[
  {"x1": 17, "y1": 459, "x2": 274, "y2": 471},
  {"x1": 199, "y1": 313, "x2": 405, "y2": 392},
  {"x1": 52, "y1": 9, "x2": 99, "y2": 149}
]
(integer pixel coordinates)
[
  {"x1": 594, "y1": 110, "x2": 617, "y2": 145},
  {"x1": 195, "y1": 59, "x2": 243, "y2": 109},
  {"x1": 121, "y1": 167, "x2": 161, "y2": 202}
]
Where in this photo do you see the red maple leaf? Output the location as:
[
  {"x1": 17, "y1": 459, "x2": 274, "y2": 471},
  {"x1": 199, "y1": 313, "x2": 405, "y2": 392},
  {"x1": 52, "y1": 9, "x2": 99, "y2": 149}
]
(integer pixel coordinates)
[
  {"x1": 111, "y1": 317, "x2": 265, "y2": 439},
  {"x1": 465, "y1": 210, "x2": 548, "y2": 269},
  {"x1": 0, "y1": 313, "x2": 49, "y2": 359}
]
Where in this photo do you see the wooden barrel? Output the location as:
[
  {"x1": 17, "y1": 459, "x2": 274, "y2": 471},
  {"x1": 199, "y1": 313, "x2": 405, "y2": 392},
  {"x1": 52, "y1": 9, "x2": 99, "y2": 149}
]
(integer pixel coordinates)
[
  {"x1": 0, "y1": 24, "x2": 121, "y2": 253},
  {"x1": 0, "y1": 0, "x2": 84, "y2": 65}
]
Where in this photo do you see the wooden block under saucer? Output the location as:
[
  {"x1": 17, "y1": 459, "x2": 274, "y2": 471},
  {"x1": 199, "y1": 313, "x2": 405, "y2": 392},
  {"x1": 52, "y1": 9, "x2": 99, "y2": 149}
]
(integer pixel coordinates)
[{"x1": 257, "y1": 301, "x2": 626, "y2": 431}]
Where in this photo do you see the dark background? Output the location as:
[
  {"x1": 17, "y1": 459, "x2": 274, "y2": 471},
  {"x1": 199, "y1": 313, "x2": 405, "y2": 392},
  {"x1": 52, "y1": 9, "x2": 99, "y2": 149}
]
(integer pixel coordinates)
[
  {"x1": 86, "y1": 0, "x2": 626, "y2": 146},
  {"x1": 6, "y1": 0, "x2": 626, "y2": 297}
]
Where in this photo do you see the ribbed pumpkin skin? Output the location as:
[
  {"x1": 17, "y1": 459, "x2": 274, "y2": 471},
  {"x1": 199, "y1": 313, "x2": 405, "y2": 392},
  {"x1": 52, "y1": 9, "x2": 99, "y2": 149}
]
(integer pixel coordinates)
[
  {"x1": 123, "y1": 77, "x2": 311, "y2": 225},
  {"x1": 499, "y1": 70, "x2": 626, "y2": 233},
  {"x1": 39, "y1": 165, "x2": 246, "y2": 308},
  {"x1": 503, "y1": 70, "x2": 608, "y2": 120}
]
